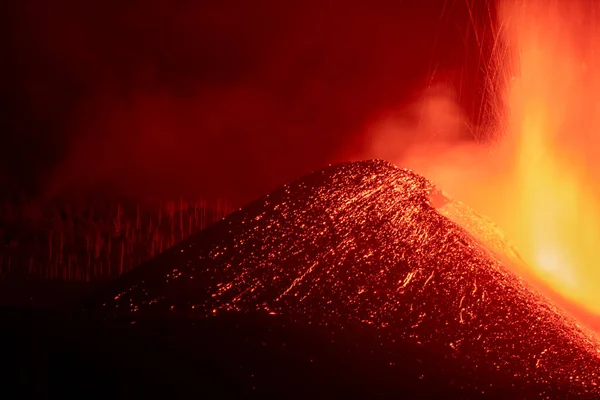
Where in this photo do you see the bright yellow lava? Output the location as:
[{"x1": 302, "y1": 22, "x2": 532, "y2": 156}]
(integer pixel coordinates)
[{"x1": 498, "y1": 0, "x2": 600, "y2": 315}]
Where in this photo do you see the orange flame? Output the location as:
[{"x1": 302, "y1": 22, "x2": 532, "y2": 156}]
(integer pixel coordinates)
[
  {"x1": 494, "y1": 0, "x2": 600, "y2": 315},
  {"x1": 361, "y1": 0, "x2": 600, "y2": 322}
]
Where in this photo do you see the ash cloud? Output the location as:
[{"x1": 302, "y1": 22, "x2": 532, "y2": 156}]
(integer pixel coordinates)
[{"x1": 1, "y1": 0, "x2": 489, "y2": 205}]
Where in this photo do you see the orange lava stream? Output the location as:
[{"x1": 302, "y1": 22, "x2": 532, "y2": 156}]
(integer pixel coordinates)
[{"x1": 495, "y1": 0, "x2": 600, "y2": 316}]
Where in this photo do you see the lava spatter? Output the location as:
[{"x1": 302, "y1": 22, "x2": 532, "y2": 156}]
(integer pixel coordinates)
[{"x1": 100, "y1": 159, "x2": 600, "y2": 397}]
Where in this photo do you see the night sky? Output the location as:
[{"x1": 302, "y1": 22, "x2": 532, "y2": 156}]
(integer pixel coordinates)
[{"x1": 0, "y1": 0, "x2": 494, "y2": 205}]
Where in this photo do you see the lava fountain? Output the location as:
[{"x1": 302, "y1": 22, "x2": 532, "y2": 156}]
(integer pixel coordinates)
[
  {"x1": 486, "y1": 0, "x2": 600, "y2": 317},
  {"x1": 368, "y1": 0, "x2": 600, "y2": 323}
]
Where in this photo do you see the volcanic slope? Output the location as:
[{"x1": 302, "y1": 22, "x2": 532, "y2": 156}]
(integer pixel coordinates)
[{"x1": 100, "y1": 159, "x2": 600, "y2": 397}]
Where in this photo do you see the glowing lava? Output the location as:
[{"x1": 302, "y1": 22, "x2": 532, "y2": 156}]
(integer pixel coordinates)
[
  {"x1": 99, "y1": 160, "x2": 600, "y2": 395},
  {"x1": 493, "y1": 0, "x2": 600, "y2": 316}
]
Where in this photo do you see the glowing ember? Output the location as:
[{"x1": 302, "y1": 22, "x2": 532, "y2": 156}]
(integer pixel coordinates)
[
  {"x1": 100, "y1": 160, "x2": 600, "y2": 396},
  {"x1": 491, "y1": 0, "x2": 600, "y2": 316}
]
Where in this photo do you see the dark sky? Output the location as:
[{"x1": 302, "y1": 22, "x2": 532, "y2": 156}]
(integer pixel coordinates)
[{"x1": 0, "y1": 0, "x2": 494, "y2": 205}]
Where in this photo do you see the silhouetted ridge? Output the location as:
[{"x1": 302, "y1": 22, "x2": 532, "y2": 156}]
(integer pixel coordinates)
[{"x1": 98, "y1": 159, "x2": 600, "y2": 397}]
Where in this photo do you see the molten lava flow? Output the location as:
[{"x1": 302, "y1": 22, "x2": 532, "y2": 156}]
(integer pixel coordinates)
[{"x1": 491, "y1": 0, "x2": 600, "y2": 316}]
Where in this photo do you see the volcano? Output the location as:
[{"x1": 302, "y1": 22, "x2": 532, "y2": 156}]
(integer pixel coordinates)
[{"x1": 87, "y1": 159, "x2": 600, "y2": 398}]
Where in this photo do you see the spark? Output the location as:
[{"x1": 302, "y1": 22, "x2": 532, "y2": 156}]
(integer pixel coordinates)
[
  {"x1": 423, "y1": 271, "x2": 435, "y2": 288},
  {"x1": 279, "y1": 260, "x2": 320, "y2": 299}
]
